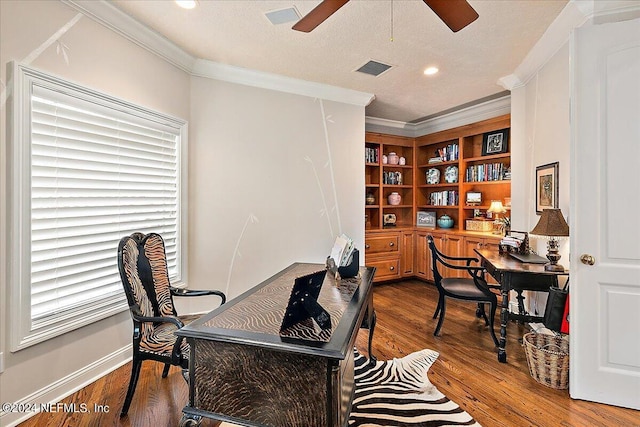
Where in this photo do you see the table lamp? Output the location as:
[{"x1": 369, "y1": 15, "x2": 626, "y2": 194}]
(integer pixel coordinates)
[
  {"x1": 530, "y1": 208, "x2": 570, "y2": 272},
  {"x1": 487, "y1": 200, "x2": 507, "y2": 235}
]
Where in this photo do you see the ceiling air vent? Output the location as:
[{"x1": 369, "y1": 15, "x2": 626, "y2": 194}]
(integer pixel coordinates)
[
  {"x1": 265, "y1": 7, "x2": 301, "y2": 25},
  {"x1": 355, "y1": 60, "x2": 393, "y2": 77}
]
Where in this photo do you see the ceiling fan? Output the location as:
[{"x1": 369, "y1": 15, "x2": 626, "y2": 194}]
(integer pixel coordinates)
[{"x1": 292, "y1": 0, "x2": 479, "y2": 33}]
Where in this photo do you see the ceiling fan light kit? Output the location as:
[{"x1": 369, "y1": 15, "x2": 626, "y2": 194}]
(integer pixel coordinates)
[{"x1": 292, "y1": 0, "x2": 478, "y2": 33}]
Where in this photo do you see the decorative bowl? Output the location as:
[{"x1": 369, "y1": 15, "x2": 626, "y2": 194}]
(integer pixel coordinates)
[{"x1": 437, "y1": 215, "x2": 454, "y2": 229}]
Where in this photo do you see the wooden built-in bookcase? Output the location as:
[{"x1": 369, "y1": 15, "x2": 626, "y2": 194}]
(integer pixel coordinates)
[
  {"x1": 364, "y1": 115, "x2": 511, "y2": 282},
  {"x1": 415, "y1": 114, "x2": 511, "y2": 232},
  {"x1": 365, "y1": 133, "x2": 414, "y2": 230}
]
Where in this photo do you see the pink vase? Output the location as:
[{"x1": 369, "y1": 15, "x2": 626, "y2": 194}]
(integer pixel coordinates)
[
  {"x1": 388, "y1": 192, "x2": 401, "y2": 205},
  {"x1": 388, "y1": 152, "x2": 399, "y2": 165}
]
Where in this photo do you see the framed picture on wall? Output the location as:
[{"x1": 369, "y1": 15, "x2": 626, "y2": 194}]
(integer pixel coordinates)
[
  {"x1": 536, "y1": 162, "x2": 559, "y2": 214},
  {"x1": 481, "y1": 129, "x2": 509, "y2": 156}
]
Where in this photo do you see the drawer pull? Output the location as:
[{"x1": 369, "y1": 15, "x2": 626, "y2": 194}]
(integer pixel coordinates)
[
  {"x1": 389, "y1": 242, "x2": 395, "y2": 247},
  {"x1": 389, "y1": 266, "x2": 395, "y2": 271}
]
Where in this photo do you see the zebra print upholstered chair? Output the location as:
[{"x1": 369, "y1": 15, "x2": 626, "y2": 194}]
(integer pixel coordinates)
[
  {"x1": 117, "y1": 232, "x2": 226, "y2": 417},
  {"x1": 427, "y1": 235, "x2": 499, "y2": 347}
]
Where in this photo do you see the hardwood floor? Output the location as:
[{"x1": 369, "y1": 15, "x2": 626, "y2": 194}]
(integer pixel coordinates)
[{"x1": 18, "y1": 279, "x2": 638, "y2": 427}]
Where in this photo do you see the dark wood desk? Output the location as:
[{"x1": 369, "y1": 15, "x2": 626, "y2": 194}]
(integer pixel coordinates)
[
  {"x1": 176, "y1": 263, "x2": 376, "y2": 427},
  {"x1": 474, "y1": 249, "x2": 568, "y2": 363}
]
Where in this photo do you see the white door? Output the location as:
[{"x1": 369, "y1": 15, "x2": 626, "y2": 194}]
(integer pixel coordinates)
[{"x1": 571, "y1": 17, "x2": 640, "y2": 410}]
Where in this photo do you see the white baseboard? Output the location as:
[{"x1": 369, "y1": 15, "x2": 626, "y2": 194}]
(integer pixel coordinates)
[{"x1": 0, "y1": 344, "x2": 131, "y2": 427}]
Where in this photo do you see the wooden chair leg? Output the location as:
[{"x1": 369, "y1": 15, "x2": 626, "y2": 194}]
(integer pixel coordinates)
[
  {"x1": 433, "y1": 298, "x2": 442, "y2": 319},
  {"x1": 121, "y1": 358, "x2": 143, "y2": 417},
  {"x1": 478, "y1": 303, "x2": 490, "y2": 325},
  {"x1": 433, "y1": 295, "x2": 446, "y2": 337},
  {"x1": 367, "y1": 311, "x2": 377, "y2": 366},
  {"x1": 162, "y1": 363, "x2": 171, "y2": 378},
  {"x1": 475, "y1": 303, "x2": 485, "y2": 318}
]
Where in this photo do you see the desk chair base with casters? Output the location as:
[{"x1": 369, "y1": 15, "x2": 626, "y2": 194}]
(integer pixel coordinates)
[
  {"x1": 427, "y1": 235, "x2": 499, "y2": 347},
  {"x1": 117, "y1": 232, "x2": 226, "y2": 417}
]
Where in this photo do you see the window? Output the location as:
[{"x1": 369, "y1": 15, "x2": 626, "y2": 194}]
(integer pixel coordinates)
[{"x1": 8, "y1": 63, "x2": 187, "y2": 350}]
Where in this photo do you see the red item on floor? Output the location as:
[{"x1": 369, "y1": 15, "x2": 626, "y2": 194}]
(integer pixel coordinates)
[{"x1": 560, "y1": 293, "x2": 570, "y2": 334}]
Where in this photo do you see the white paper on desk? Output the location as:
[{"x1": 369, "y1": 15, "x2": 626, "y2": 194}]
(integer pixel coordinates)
[
  {"x1": 330, "y1": 234, "x2": 354, "y2": 267},
  {"x1": 330, "y1": 235, "x2": 348, "y2": 266}
]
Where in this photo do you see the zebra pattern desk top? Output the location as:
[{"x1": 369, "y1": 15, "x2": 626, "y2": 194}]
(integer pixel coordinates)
[{"x1": 177, "y1": 263, "x2": 375, "y2": 359}]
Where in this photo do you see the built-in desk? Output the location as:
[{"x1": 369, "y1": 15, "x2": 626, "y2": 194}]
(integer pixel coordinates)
[
  {"x1": 474, "y1": 249, "x2": 568, "y2": 363},
  {"x1": 176, "y1": 263, "x2": 376, "y2": 427}
]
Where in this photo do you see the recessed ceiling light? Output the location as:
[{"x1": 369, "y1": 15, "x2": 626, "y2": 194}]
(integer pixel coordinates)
[
  {"x1": 424, "y1": 67, "x2": 439, "y2": 76},
  {"x1": 175, "y1": 0, "x2": 198, "y2": 10}
]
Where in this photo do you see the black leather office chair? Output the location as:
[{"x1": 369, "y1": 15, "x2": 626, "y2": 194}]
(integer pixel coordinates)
[
  {"x1": 427, "y1": 235, "x2": 499, "y2": 346},
  {"x1": 117, "y1": 232, "x2": 226, "y2": 417}
]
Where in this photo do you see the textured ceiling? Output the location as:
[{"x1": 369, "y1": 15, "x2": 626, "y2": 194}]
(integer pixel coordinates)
[{"x1": 110, "y1": 0, "x2": 568, "y2": 123}]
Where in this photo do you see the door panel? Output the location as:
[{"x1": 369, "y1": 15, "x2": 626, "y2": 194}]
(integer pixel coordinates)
[{"x1": 571, "y1": 17, "x2": 640, "y2": 410}]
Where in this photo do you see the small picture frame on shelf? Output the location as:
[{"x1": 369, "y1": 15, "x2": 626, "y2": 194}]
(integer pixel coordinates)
[
  {"x1": 466, "y1": 191, "x2": 482, "y2": 206},
  {"x1": 417, "y1": 211, "x2": 436, "y2": 228},
  {"x1": 535, "y1": 162, "x2": 559, "y2": 214},
  {"x1": 481, "y1": 129, "x2": 509, "y2": 156}
]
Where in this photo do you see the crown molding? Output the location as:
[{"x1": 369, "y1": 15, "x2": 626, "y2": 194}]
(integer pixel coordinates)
[
  {"x1": 412, "y1": 95, "x2": 511, "y2": 136},
  {"x1": 366, "y1": 95, "x2": 511, "y2": 137},
  {"x1": 498, "y1": 0, "x2": 640, "y2": 91},
  {"x1": 364, "y1": 116, "x2": 416, "y2": 137},
  {"x1": 61, "y1": 0, "x2": 196, "y2": 72},
  {"x1": 191, "y1": 59, "x2": 375, "y2": 107},
  {"x1": 498, "y1": 0, "x2": 593, "y2": 90},
  {"x1": 60, "y1": 0, "x2": 374, "y2": 107}
]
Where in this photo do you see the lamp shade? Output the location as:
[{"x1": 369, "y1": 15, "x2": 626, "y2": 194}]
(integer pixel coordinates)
[
  {"x1": 531, "y1": 209, "x2": 569, "y2": 237},
  {"x1": 487, "y1": 200, "x2": 506, "y2": 214}
]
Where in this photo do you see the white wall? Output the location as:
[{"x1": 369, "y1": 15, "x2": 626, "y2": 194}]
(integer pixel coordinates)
[
  {"x1": 187, "y1": 77, "x2": 365, "y2": 302},
  {"x1": 510, "y1": 42, "x2": 571, "y2": 313},
  {"x1": 511, "y1": 43, "x2": 571, "y2": 232},
  {"x1": 0, "y1": 1, "x2": 365, "y2": 425}
]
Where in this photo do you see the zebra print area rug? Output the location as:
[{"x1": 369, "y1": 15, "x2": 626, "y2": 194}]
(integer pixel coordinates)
[
  {"x1": 218, "y1": 349, "x2": 480, "y2": 427},
  {"x1": 350, "y1": 349, "x2": 481, "y2": 426}
]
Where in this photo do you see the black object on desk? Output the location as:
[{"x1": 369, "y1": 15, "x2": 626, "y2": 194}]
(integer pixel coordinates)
[
  {"x1": 509, "y1": 252, "x2": 548, "y2": 264},
  {"x1": 475, "y1": 249, "x2": 568, "y2": 363},
  {"x1": 327, "y1": 249, "x2": 360, "y2": 279},
  {"x1": 280, "y1": 269, "x2": 332, "y2": 334}
]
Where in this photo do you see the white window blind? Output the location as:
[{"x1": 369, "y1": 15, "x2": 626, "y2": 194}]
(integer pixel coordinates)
[{"x1": 9, "y1": 63, "x2": 186, "y2": 350}]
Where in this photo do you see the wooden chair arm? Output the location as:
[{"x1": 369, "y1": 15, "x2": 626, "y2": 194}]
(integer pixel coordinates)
[
  {"x1": 437, "y1": 251, "x2": 480, "y2": 265},
  {"x1": 170, "y1": 287, "x2": 227, "y2": 304},
  {"x1": 130, "y1": 305, "x2": 185, "y2": 328}
]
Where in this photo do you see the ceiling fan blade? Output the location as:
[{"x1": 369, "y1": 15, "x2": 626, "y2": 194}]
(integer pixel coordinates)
[
  {"x1": 292, "y1": 0, "x2": 350, "y2": 33},
  {"x1": 423, "y1": 0, "x2": 479, "y2": 32}
]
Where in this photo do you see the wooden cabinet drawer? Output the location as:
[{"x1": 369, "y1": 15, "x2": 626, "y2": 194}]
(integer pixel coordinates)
[
  {"x1": 367, "y1": 258, "x2": 401, "y2": 281},
  {"x1": 365, "y1": 235, "x2": 400, "y2": 254}
]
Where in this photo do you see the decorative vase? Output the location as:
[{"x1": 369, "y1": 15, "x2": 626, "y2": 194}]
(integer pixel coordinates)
[
  {"x1": 399, "y1": 156, "x2": 406, "y2": 165},
  {"x1": 388, "y1": 152, "x2": 399, "y2": 165},
  {"x1": 382, "y1": 154, "x2": 388, "y2": 164},
  {"x1": 366, "y1": 192, "x2": 375, "y2": 205},
  {"x1": 437, "y1": 214, "x2": 454, "y2": 229},
  {"x1": 388, "y1": 192, "x2": 401, "y2": 205}
]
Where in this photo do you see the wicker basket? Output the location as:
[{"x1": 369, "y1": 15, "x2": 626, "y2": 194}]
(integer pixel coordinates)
[{"x1": 522, "y1": 332, "x2": 569, "y2": 389}]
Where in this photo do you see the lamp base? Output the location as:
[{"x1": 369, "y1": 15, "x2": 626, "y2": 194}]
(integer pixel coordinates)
[{"x1": 544, "y1": 263, "x2": 565, "y2": 272}]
